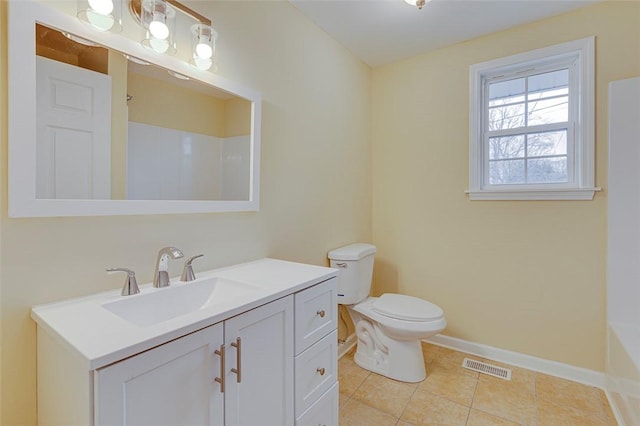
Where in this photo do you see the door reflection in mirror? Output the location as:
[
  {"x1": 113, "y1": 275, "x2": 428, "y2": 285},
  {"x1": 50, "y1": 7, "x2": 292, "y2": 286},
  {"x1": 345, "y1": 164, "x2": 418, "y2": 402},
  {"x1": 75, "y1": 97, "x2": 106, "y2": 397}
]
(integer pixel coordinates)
[{"x1": 35, "y1": 23, "x2": 252, "y2": 201}]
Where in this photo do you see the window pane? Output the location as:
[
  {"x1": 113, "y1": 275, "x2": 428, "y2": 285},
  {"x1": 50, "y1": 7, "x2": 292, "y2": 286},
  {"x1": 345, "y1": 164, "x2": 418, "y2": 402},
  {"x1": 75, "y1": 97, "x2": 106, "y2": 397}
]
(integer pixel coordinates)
[
  {"x1": 528, "y1": 96, "x2": 568, "y2": 126},
  {"x1": 527, "y1": 130, "x2": 567, "y2": 157},
  {"x1": 528, "y1": 69, "x2": 569, "y2": 99},
  {"x1": 527, "y1": 157, "x2": 568, "y2": 183},
  {"x1": 489, "y1": 78, "x2": 525, "y2": 107},
  {"x1": 488, "y1": 104, "x2": 525, "y2": 130},
  {"x1": 528, "y1": 87, "x2": 568, "y2": 101},
  {"x1": 489, "y1": 159, "x2": 525, "y2": 184},
  {"x1": 489, "y1": 135, "x2": 525, "y2": 160}
]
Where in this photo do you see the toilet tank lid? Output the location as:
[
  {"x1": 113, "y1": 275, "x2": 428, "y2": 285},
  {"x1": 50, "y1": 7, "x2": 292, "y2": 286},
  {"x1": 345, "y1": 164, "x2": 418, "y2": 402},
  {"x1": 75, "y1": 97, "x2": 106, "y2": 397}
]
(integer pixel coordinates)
[{"x1": 328, "y1": 243, "x2": 376, "y2": 261}]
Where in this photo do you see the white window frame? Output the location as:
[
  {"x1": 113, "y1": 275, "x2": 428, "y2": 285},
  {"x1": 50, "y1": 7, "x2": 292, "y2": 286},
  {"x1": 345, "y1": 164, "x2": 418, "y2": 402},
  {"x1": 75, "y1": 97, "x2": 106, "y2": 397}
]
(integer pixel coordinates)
[{"x1": 467, "y1": 37, "x2": 599, "y2": 201}]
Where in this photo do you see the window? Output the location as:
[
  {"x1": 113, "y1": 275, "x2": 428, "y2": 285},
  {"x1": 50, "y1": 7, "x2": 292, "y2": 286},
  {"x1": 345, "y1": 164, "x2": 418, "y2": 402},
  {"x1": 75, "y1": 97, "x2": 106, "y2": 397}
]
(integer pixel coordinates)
[{"x1": 468, "y1": 37, "x2": 598, "y2": 200}]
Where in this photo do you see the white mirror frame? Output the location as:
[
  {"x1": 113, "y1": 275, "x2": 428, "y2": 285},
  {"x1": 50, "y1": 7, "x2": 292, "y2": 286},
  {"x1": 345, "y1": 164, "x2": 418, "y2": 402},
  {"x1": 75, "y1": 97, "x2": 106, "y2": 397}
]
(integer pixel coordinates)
[{"x1": 8, "y1": 0, "x2": 261, "y2": 217}]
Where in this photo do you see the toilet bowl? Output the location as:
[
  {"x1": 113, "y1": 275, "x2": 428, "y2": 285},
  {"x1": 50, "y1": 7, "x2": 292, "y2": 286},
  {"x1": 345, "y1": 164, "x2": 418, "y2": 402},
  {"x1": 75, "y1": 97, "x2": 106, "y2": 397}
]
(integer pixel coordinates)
[
  {"x1": 348, "y1": 294, "x2": 446, "y2": 382},
  {"x1": 328, "y1": 243, "x2": 447, "y2": 383}
]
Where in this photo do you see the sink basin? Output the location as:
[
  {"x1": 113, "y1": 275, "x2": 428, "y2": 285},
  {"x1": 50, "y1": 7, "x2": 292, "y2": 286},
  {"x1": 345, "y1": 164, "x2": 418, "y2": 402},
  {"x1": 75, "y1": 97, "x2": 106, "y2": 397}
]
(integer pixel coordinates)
[{"x1": 102, "y1": 277, "x2": 259, "y2": 327}]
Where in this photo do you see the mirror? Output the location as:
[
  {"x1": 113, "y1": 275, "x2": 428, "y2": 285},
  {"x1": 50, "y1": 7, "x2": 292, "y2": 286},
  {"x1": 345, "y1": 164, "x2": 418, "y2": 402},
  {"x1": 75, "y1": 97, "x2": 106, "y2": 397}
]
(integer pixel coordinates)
[{"x1": 8, "y1": 1, "x2": 261, "y2": 217}]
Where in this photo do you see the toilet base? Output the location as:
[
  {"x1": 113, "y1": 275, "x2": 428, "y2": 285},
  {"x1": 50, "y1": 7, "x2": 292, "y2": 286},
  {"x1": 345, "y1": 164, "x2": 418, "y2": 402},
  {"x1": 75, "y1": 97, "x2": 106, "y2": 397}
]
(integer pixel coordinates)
[{"x1": 352, "y1": 321, "x2": 427, "y2": 383}]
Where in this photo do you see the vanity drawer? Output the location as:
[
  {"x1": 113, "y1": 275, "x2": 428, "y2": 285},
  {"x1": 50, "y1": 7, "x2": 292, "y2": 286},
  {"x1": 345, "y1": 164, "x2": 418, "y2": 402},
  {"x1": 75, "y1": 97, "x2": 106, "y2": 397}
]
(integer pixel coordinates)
[
  {"x1": 295, "y1": 278, "x2": 337, "y2": 354},
  {"x1": 295, "y1": 329, "x2": 338, "y2": 417},
  {"x1": 295, "y1": 382, "x2": 339, "y2": 426}
]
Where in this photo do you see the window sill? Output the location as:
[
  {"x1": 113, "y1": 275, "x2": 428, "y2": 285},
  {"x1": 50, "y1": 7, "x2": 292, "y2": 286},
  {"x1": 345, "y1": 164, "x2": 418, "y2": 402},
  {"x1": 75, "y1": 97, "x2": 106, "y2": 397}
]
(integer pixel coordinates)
[{"x1": 465, "y1": 187, "x2": 601, "y2": 201}]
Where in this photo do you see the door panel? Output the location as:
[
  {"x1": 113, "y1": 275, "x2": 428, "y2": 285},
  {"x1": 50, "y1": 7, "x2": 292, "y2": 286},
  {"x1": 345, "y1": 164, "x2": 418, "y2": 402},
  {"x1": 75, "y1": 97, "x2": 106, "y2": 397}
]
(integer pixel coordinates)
[{"x1": 36, "y1": 56, "x2": 111, "y2": 199}]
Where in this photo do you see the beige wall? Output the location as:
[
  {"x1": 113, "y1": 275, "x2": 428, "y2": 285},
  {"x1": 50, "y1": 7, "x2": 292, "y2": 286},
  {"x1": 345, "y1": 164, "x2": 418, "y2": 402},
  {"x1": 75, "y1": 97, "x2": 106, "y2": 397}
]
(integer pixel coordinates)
[
  {"x1": 0, "y1": 0, "x2": 372, "y2": 423},
  {"x1": 371, "y1": 0, "x2": 640, "y2": 372},
  {"x1": 224, "y1": 97, "x2": 252, "y2": 138},
  {"x1": 127, "y1": 71, "x2": 227, "y2": 137},
  {"x1": 109, "y1": 50, "x2": 129, "y2": 199}
]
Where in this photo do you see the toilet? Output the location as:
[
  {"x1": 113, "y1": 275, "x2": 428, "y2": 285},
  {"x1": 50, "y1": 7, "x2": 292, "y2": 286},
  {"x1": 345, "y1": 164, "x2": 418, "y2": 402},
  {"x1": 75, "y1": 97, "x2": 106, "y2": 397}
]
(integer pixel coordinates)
[{"x1": 328, "y1": 243, "x2": 446, "y2": 383}]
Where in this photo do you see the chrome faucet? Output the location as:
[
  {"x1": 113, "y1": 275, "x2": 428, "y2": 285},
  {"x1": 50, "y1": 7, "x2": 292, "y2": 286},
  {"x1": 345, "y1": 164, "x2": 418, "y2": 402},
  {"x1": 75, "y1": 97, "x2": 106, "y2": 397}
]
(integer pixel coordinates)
[
  {"x1": 181, "y1": 254, "x2": 204, "y2": 282},
  {"x1": 106, "y1": 267, "x2": 140, "y2": 296},
  {"x1": 153, "y1": 246, "x2": 184, "y2": 288}
]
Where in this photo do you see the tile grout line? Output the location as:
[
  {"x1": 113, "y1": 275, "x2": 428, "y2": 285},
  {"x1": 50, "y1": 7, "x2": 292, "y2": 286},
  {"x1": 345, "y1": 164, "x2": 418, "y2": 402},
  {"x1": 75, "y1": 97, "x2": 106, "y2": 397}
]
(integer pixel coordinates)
[
  {"x1": 464, "y1": 372, "x2": 481, "y2": 426},
  {"x1": 396, "y1": 377, "x2": 422, "y2": 425}
]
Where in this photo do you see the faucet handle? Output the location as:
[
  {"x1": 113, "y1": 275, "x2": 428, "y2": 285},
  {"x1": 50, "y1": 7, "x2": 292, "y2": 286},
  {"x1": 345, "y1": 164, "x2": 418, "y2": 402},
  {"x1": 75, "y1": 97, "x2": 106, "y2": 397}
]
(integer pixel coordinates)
[
  {"x1": 180, "y1": 254, "x2": 204, "y2": 282},
  {"x1": 106, "y1": 268, "x2": 140, "y2": 296}
]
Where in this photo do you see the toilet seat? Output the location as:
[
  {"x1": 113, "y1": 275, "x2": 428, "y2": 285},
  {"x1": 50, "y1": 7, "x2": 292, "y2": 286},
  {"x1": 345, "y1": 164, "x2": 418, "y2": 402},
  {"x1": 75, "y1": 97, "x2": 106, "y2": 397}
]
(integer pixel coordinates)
[{"x1": 373, "y1": 293, "x2": 444, "y2": 322}]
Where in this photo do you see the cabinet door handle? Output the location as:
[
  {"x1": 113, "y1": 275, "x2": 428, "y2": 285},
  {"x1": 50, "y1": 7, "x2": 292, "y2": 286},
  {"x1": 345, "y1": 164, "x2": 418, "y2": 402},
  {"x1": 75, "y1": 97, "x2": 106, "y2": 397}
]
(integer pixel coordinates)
[
  {"x1": 214, "y1": 344, "x2": 225, "y2": 393},
  {"x1": 230, "y1": 337, "x2": 242, "y2": 383},
  {"x1": 316, "y1": 367, "x2": 326, "y2": 376},
  {"x1": 316, "y1": 310, "x2": 326, "y2": 318}
]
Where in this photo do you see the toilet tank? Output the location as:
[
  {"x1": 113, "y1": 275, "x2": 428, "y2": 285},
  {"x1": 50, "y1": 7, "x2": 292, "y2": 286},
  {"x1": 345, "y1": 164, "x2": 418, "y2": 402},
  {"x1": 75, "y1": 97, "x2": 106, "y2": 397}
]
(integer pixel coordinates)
[{"x1": 328, "y1": 243, "x2": 376, "y2": 305}]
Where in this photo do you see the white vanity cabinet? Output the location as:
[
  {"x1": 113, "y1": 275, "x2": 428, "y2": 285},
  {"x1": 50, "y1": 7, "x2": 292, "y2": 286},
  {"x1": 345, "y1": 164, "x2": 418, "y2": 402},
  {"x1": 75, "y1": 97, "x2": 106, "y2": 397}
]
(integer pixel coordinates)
[
  {"x1": 33, "y1": 259, "x2": 339, "y2": 426},
  {"x1": 223, "y1": 295, "x2": 294, "y2": 426},
  {"x1": 294, "y1": 278, "x2": 339, "y2": 425},
  {"x1": 95, "y1": 323, "x2": 225, "y2": 425},
  {"x1": 94, "y1": 296, "x2": 293, "y2": 426}
]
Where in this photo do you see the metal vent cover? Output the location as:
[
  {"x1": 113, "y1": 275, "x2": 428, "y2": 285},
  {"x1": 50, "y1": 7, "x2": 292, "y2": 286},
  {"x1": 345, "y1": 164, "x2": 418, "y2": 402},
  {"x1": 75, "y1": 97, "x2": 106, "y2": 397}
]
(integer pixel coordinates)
[{"x1": 462, "y1": 358, "x2": 512, "y2": 380}]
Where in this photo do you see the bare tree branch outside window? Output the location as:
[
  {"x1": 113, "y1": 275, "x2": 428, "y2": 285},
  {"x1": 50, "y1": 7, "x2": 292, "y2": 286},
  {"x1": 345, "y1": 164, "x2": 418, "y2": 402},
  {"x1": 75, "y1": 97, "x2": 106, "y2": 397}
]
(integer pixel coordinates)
[{"x1": 486, "y1": 69, "x2": 570, "y2": 185}]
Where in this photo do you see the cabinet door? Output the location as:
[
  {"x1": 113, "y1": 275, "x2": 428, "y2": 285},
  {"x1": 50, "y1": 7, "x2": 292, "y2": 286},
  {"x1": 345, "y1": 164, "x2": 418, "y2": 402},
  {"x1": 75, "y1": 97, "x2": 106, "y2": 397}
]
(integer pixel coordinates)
[
  {"x1": 224, "y1": 296, "x2": 294, "y2": 426},
  {"x1": 94, "y1": 324, "x2": 224, "y2": 426}
]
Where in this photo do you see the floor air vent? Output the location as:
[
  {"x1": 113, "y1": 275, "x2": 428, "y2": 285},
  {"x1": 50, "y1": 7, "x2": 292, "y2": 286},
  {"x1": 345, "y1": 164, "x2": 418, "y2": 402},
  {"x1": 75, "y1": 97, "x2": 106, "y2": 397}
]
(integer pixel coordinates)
[{"x1": 462, "y1": 358, "x2": 512, "y2": 380}]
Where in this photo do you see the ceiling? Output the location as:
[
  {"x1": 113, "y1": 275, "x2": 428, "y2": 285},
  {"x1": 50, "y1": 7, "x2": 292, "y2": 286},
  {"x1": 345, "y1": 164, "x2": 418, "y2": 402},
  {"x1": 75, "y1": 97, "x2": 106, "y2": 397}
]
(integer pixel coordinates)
[{"x1": 289, "y1": 0, "x2": 600, "y2": 68}]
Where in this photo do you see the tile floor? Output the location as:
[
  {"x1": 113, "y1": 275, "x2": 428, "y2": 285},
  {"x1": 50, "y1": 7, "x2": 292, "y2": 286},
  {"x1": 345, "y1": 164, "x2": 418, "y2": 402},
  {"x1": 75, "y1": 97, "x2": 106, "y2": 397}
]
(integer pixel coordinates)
[{"x1": 338, "y1": 343, "x2": 618, "y2": 426}]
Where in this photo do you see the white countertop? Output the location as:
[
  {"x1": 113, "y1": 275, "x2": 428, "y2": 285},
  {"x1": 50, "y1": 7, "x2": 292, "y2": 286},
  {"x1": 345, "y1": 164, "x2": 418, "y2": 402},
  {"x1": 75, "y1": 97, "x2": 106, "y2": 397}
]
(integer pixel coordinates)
[{"x1": 31, "y1": 258, "x2": 338, "y2": 370}]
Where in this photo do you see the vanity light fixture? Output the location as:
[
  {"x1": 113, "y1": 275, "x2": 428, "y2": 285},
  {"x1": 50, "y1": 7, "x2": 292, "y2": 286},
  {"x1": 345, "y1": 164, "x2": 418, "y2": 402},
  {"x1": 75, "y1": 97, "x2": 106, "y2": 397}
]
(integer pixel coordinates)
[
  {"x1": 190, "y1": 23, "x2": 217, "y2": 71},
  {"x1": 404, "y1": 0, "x2": 428, "y2": 10},
  {"x1": 130, "y1": 0, "x2": 218, "y2": 70},
  {"x1": 77, "y1": 0, "x2": 123, "y2": 32},
  {"x1": 141, "y1": 0, "x2": 176, "y2": 54}
]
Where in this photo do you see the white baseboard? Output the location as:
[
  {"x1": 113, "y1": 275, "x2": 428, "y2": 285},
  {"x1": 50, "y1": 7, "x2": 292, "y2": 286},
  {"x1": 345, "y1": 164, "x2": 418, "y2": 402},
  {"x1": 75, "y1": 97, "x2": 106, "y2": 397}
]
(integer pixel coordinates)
[
  {"x1": 338, "y1": 333, "x2": 357, "y2": 359},
  {"x1": 425, "y1": 334, "x2": 608, "y2": 389},
  {"x1": 604, "y1": 388, "x2": 629, "y2": 426}
]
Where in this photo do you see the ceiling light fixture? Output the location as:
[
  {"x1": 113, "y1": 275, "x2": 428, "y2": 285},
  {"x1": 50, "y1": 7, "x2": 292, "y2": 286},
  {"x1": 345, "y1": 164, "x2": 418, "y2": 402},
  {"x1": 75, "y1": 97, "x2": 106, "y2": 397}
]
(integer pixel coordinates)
[{"x1": 404, "y1": 0, "x2": 427, "y2": 10}]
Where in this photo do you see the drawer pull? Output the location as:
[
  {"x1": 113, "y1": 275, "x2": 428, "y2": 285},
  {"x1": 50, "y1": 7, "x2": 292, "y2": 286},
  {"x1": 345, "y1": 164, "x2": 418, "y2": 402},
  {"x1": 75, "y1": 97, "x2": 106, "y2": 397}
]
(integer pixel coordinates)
[
  {"x1": 214, "y1": 344, "x2": 225, "y2": 393},
  {"x1": 316, "y1": 367, "x2": 326, "y2": 376},
  {"x1": 231, "y1": 337, "x2": 242, "y2": 383},
  {"x1": 316, "y1": 310, "x2": 326, "y2": 318}
]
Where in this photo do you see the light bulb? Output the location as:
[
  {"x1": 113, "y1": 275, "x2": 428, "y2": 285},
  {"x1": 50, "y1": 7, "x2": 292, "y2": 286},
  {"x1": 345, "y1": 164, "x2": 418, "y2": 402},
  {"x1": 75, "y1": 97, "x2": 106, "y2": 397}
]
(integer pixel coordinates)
[
  {"x1": 192, "y1": 56, "x2": 212, "y2": 70},
  {"x1": 87, "y1": 9, "x2": 115, "y2": 31},
  {"x1": 149, "y1": 19, "x2": 169, "y2": 40},
  {"x1": 195, "y1": 42, "x2": 213, "y2": 60},
  {"x1": 149, "y1": 37, "x2": 169, "y2": 53},
  {"x1": 88, "y1": 0, "x2": 114, "y2": 15}
]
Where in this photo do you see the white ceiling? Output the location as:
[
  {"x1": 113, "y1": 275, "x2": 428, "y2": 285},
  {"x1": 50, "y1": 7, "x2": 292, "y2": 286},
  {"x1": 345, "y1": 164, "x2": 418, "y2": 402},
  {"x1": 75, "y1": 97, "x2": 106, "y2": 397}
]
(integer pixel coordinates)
[{"x1": 290, "y1": 0, "x2": 600, "y2": 68}]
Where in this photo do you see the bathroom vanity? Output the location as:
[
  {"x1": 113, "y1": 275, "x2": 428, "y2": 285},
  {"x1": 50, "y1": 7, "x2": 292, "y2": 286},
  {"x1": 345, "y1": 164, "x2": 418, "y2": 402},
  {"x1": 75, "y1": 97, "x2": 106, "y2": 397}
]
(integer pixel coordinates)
[{"x1": 31, "y1": 259, "x2": 338, "y2": 425}]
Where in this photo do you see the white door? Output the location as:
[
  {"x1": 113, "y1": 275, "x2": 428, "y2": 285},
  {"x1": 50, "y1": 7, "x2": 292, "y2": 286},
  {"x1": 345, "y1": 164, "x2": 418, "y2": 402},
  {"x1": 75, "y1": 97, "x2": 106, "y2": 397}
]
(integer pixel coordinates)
[
  {"x1": 36, "y1": 56, "x2": 111, "y2": 199},
  {"x1": 224, "y1": 296, "x2": 294, "y2": 426},
  {"x1": 94, "y1": 323, "x2": 224, "y2": 426}
]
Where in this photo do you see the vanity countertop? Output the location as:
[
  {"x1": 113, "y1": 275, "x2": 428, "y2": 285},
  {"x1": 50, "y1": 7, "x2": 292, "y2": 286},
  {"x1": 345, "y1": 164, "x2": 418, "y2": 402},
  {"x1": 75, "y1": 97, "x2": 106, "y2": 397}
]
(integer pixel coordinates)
[{"x1": 31, "y1": 258, "x2": 338, "y2": 370}]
